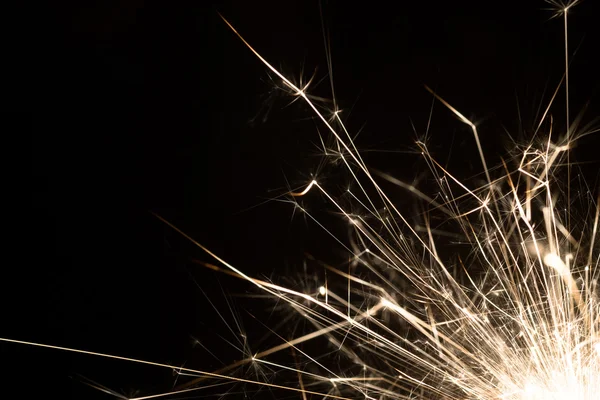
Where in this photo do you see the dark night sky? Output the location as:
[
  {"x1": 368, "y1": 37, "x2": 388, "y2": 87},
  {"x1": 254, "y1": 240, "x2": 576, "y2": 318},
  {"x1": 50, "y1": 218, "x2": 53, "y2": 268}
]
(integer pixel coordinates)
[{"x1": 5, "y1": 0, "x2": 599, "y2": 398}]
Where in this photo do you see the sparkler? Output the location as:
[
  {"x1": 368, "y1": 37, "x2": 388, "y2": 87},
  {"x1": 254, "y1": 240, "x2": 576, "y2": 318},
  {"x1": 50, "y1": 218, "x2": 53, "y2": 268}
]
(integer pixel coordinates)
[{"x1": 3, "y1": 1, "x2": 598, "y2": 399}]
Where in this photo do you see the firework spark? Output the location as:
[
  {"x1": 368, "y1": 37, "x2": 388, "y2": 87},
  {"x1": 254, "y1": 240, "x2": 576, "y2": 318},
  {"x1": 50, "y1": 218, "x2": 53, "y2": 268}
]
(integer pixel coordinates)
[
  {"x1": 195, "y1": 4, "x2": 598, "y2": 398},
  {"x1": 3, "y1": 1, "x2": 598, "y2": 399}
]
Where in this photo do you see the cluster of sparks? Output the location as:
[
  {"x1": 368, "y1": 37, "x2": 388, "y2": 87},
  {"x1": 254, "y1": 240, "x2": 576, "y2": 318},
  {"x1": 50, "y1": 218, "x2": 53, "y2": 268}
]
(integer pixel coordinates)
[{"x1": 2, "y1": 1, "x2": 599, "y2": 399}]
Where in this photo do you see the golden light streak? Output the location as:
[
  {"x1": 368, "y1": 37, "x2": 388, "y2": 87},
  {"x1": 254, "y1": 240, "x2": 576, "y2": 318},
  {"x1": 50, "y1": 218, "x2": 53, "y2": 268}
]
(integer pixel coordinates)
[{"x1": 0, "y1": 337, "x2": 356, "y2": 400}]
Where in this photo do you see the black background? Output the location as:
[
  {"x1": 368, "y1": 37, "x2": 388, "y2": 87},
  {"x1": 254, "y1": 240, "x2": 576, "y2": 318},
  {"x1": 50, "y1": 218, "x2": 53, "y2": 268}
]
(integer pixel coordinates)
[{"x1": 5, "y1": 0, "x2": 599, "y2": 398}]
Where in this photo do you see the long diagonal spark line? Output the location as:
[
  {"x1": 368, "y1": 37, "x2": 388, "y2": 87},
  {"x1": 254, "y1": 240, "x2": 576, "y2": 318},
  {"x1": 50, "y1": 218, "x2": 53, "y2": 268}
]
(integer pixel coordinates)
[
  {"x1": 0, "y1": 337, "x2": 356, "y2": 400},
  {"x1": 219, "y1": 15, "x2": 449, "y2": 276}
]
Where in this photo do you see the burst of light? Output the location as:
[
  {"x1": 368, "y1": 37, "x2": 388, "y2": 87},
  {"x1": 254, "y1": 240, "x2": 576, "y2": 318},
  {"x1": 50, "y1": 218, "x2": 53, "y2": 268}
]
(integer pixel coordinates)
[{"x1": 2, "y1": 1, "x2": 598, "y2": 399}]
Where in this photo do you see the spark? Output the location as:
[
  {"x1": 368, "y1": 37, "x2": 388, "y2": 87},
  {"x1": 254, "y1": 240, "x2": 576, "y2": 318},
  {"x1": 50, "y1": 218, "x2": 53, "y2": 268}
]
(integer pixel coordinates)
[{"x1": 3, "y1": 1, "x2": 598, "y2": 399}]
